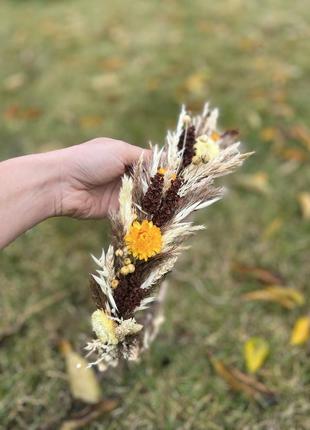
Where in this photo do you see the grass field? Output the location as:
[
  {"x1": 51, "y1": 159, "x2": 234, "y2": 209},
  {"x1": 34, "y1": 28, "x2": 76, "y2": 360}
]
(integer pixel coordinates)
[{"x1": 0, "y1": 0, "x2": 309, "y2": 428}]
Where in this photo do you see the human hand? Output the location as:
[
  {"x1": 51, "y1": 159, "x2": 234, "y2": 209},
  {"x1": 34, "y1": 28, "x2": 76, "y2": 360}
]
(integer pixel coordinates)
[{"x1": 56, "y1": 138, "x2": 146, "y2": 219}]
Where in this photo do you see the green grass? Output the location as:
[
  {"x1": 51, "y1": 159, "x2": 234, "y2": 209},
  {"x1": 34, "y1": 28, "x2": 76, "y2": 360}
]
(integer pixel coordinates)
[{"x1": 0, "y1": 0, "x2": 309, "y2": 428}]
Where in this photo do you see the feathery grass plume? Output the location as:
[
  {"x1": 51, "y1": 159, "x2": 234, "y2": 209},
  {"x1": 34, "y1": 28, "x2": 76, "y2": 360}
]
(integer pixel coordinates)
[{"x1": 86, "y1": 103, "x2": 252, "y2": 369}]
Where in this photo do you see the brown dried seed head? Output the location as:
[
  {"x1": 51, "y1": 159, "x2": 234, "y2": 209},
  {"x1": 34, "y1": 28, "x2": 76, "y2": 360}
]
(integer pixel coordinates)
[{"x1": 141, "y1": 172, "x2": 164, "y2": 216}]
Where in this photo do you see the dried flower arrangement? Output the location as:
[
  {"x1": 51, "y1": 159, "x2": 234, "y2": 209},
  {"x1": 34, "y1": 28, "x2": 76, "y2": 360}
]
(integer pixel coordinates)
[{"x1": 85, "y1": 103, "x2": 252, "y2": 370}]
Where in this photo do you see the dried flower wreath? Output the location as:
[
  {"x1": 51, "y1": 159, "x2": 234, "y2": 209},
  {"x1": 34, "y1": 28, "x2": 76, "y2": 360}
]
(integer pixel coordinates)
[{"x1": 85, "y1": 103, "x2": 252, "y2": 370}]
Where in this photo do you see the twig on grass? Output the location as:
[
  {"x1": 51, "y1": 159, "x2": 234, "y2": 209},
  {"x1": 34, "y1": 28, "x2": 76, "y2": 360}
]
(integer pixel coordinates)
[{"x1": 0, "y1": 291, "x2": 66, "y2": 344}]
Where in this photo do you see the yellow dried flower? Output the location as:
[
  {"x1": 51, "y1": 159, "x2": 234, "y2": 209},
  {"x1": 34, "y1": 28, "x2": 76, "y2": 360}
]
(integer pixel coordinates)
[
  {"x1": 158, "y1": 167, "x2": 167, "y2": 175},
  {"x1": 127, "y1": 264, "x2": 135, "y2": 273},
  {"x1": 194, "y1": 134, "x2": 220, "y2": 161},
  {"x1": 111, "y1": 279, "x2": 119, "y2": 289},
  {"x1": 120, "y1": 266, "x2": 130, "y2": 276},
  {"x1": 125, "y1": 220, "x2": 162, "y2": 261},
  {"x1": 91, "y1": 310, "x2": 118, "y2": 345},
  {"x1": 124, "y1": 257, "x2": 131, "y2": 265},
  {"x1": 211, "y1": 131, "x2": 220, "y2": 141}
]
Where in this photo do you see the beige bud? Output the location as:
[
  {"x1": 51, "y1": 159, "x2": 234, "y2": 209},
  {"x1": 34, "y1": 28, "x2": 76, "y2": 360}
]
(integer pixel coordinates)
[
  {"x1": 124, "y1": 257, "x2": 131, "y2": 265},
  {"x1": 127, "y1": 264, "x2": 135, "y2": 273},
  {"x1": 120, "y1": 266, "x2": 130, "y2": 276},
  {"x1": 183, "y1": 114, "x2": 191, "y2": 125},
  {"x1": 115, "y1": 249, "x2": 123, "y2": 257},
  {"x1": 111, "y1": 279, "x2": 119, "y2": 289},
  {"x1": 123, "y1": 246, "x2": 129, "y2": 255},
  {"x1": 192, "y1": 155, "x2": 201, "y2": 165}
]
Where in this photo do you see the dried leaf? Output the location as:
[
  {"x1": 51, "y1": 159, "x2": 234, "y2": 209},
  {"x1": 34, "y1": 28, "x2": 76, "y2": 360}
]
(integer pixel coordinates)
[
  {"x1": 90, "y1": 74, "x2": 119, "y2": 90},
  {"x1": 79, "y1": 115, "x2": 103, "y2": 129},
  {"x1": 4, "y1": 104, "x2": 42, "y2": 120},
  {"x1": 244, "y1": 337, "x2": 269, "y2": 373},
  {"x1": 99, "y1": 56, "x2": 124, "y2": 71},
  {"x1": 297, "y1": 192, "x2": 310, "y2": 220},
  {"x1": 290, "y1": 124, "x2": 310, "y2": 150},
  {"x1": 236, "y1": 172, "x2": 271, "y2": 195},
  {"x1": 60, "y1": 399, "x2": 118, "y2": 430},
  {"x1": 208, "y1": 352, "x2": 277, "y2": 406},
  {"x1": 60, "y1": 340, "x2": 101, "y2": 404},
  {"x1": 260, "y1": 127, "x2": 281, "y2": 143},
  {"x1": 232, "y1": 262, "x2": 284, "y2": 285},
  {"x1": 242, "y1": 286, "x2": 305, "y2": 309},
  {"x1": 3, "y1": 72, "x2": 26, "y2": 91},
  {"x1": 290, "y1": 316, "x2": 310, "y2": 345},
  {"x1": 184, "y1": 71, "x2": 207, "y2": 94},
  {"x1": 263, "y1": 218, "x2": 283, "y2": 239},
  {"x1": 276, "y1": 147, "x2": 309, "y2": 163}
]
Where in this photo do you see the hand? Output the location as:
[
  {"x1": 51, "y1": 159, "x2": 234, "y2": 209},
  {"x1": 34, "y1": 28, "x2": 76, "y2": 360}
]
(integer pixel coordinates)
[{"x1": 57, "y1": 138, "x2": 145, "y2": 219}]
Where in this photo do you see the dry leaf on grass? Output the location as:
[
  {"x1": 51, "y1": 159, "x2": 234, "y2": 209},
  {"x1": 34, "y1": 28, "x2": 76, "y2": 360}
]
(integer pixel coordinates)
[
  {"x1": 260, "y1": 127, "x2": 282, "y2": 143},
  {"x1": 99, "y1": 56, "x2": 124, "y2": 71},
  {"x1": 183, "y1": 71, "x2": 208, "y2": 94},
  {"x1": 4, "y1": 104, "x2": 42, "y2": 120},
  {"x1": 244, "y1": 337, "x2": 269, "y2": 373},
  {"x1": 59, "y1": 399, "x2": 118, "y2": 430},
  {"x1": 297, "y1": 192, "x2": 310, "y2": 220},
  {"x1": 242, "y1": 286, "x2": 304, "y2": 309},
  {"x1": 232, "y1": 262, "x2": 285, "y2": 285},
  {"x1": 3, "y1": 72, "x2": 26, "y2": 91},
  {"x1": 290, "y1": 124, "x2": 310, "y2": 151},
  {"x1": 263, "y1": 218, "x2": 284, "y2": 239},
  {"x1": 208, "y1": 352, "x2": 277, "y2": 406},
  {"x1": 290, "y1": 316, "x2": 310, "y2": 345},
  {"x1": 60, "y1": 340, "x2": 101, "y2": 404},
  {"x1": 236, "y1": 172, "x2": 271, "y2": 195},
  {"x1": 79, "y1": 115, "x2": 103, "y2": 129},
  {"x1": 275, "y1": 147, "x2": 309, "y2": 163}
]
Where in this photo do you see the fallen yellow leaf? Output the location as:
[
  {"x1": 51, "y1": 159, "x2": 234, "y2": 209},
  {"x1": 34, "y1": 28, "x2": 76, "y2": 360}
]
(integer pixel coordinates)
[
  {"x1": 276, "y1": 147, "x2": 309, "y2": 163},
  {"x1": 99, "y1": 56, "x2": 124, "y2": 71},
  {"x1": 79, "y1": 115, "x2": 103, "y2": 129},
  {"x1": 297, "y1": 192, "x2": 310, "y2": 220},
  {"x1": 60, "y1": 340, "x2": 101, "y2": 404},
  {"x1": 260, "y1": 127, "x2": 279, "y2": 142},
  {"x1": 237, "y1": 172, "x2": 271, "y2": 195},
  {"x1": 290, "y1": 316, "x2": 310, "y2": 345},
  {"x1": 290, "y1": 124, "x2": 310, "y2": 150},
  {"x1": 244, "y1": 337, "x2": 269, "y2": 373},
  {"x1": 242, "y1": 286, "x2": 305, "y2": 309},
  {"x1": 184, "y1": 71, "x2": 207, "y2": 94}
]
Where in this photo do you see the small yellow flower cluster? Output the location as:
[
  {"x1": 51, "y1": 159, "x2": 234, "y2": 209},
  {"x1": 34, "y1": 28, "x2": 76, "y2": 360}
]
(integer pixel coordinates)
[
  {"x1": 114, "y1": 247, "x2": 135, "y2": 281},
  {"x1": 91, "y1": 310, "x2": 143, "y2": 345},
  {"x1": 91, "y1": 309, "x2": 118, "y2": 345},
  {"x1": 193, "y1": 131, "x2": 220, "y2": 165}
]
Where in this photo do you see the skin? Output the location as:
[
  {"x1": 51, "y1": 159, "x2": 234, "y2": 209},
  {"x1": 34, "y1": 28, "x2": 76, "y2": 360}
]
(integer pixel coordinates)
[{"x1": 0, "y1": 138, "x2": 146, "y2": 249}]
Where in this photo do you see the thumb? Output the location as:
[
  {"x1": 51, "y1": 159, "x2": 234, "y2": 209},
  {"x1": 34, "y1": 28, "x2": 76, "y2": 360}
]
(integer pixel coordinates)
[{"x1": 123, "y1": 143, "x2": 150, "y2": 165}]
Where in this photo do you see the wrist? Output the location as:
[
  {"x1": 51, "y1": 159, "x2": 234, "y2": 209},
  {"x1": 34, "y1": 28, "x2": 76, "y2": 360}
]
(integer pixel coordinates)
[{"x1": 2, "y1": 152, "x2": 61, "y2": 221}]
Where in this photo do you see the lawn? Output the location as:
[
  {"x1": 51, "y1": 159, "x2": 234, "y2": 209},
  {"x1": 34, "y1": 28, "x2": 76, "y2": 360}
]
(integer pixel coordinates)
[{"x1": 0, "y1": 0, "x2": 309, "y2": 428}]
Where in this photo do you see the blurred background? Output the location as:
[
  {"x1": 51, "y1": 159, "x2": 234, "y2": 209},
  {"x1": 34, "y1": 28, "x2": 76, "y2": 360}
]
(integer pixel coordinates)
[{"x1": 0, "y1": 0, "x2": 309, "y2": 428}]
